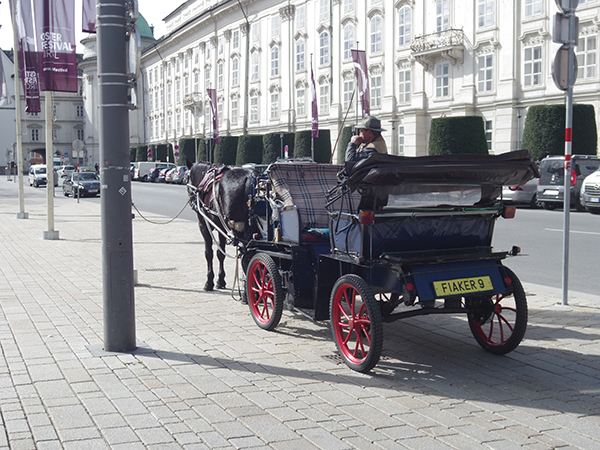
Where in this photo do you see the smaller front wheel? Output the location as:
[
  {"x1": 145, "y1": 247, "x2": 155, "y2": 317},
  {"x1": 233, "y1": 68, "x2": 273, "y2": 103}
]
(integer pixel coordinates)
[
  {"x1": 330, "y1": 275, "x2": 383, "y2": 373},
  {"x1": 246, "y1": 253, "x2": 284, "y2": 331},
  {"x1": 467, "y1": 268, "x2": 527, "y2": 355}
]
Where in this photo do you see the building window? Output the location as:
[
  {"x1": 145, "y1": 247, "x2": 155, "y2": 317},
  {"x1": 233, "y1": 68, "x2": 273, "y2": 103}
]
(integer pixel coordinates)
[
  {"x1": 217, "y1": 63, "x2": 223, "y2": 90},
  {"x1": 370, "y1": 15, "x2": 382, "y2": 54},
  {"x1": 296, "y1": 39, "x2": 305, "y2": 71},
  {"x1": 232, "y1": 57, "x2": 239, "y2": 87},
  {"x1": 184, "y1": 75, "x2": 189, "y2": 95},
  {"x1": 319, "y1": 0, "x2": 329, "y2": 23},
  {"x1": 577, "y1": 36, "x2": 597, "y2": 80},
  {"x1": 477, "y1": 54, "x2": 494, "y2": 92},
  {"x1": 217, "y1": 101, "x2": 223, "y2": 127},
  {"x1": 319, "y1": 82, "x2": 329, "y2": 115},
  {"x1": 77, "y1": 129, "x2": 84, "y2": 141},
  {"x1": 31, "y1": 129, "x2": 39, "y2": 141},
  {"x1": 436, "y1": 0, "x2": 450, "y2": 32},
  {"x1": 176, "y1": 111, "x2": 181, "y2": 131},
  {"x1": 296, "y1": 88, "x2": 305, "y2": 117},
  {"x1": 319, "y1": 32, "x2": 330, "y2": 66},
  {"x1": 371, "y1": 74, "x2": 382, "y2": 109},
  {"x1": 159, "y1": 87, "x2": 163, "y2": 108},
  {"x1": 343, "y1": 24, "x2": 355, "y2": 60},
  {"x1": 218, "y1": 38, "x2": 224, "y2": 56},
  {"x1": 270, "y1": 92, "x2": 279, "y2": 120},
  {"x1": 251, "y1": 52, "x2": 259, "y2": 81},
  {"x1": 194, "y1": 72, "x2": 199, "y2": 92},
  {"x1": 271, "y1": 15, "x2": 279, "y2": 38},
  {"x1": 52, "y1": 129, "x2": 58, "y2": 141},
  {"x1": 524, "y1": 0, "x2": 542, "y2": 17},
  {"x1": 185, "y1": 110, "x2": 190, "y2": 129},
  {"x1": 524, "y1": 44, "x2": 542, "y2": 87},
  {"x1": 167, "y1": 82, "x2": 172, "y2": 106},
  {"x1": 154, "y1": 91, "x2": 159, "y2": 110},
  {"x1": 398, "y1": 6, "x2": 412, "y2": 47},
  {"x1": 194, "y1": 50, "x2": 199, "y2": 65},
  {"x1": 343, "y1": 0, "x2": 354, "y2": 14},
  {"x1": 251, "y1": 22, "x2": 260, "y2": 43},
  {"x1": 398, "y1": 125, "x2": 405, "y2": 155},
  {"x1": 250, "y1": 94, "x2": 259, "y2": 122},
  {"x1": 485, "y1": 120, "x2": 493, "y2": 151},
  {"x1": 231, "y1": 100, "x2": 238, "y2": 126},
  {"x1": 167, "y1": 62, "x2": 172, "y2": 77},
  {"x1": 271, "y1": 46, "x2": 279, "y2": 77},
  {"x1": 343, "y1": 79, "x2": 354, "y2": 110},
  {"x1": 296, "y1": 4, "x2": 305, "y2": 30},
  {"x1": 435, "y1": 62, "x2": 450, "y2": 98},
  {"x1": 233, "y1": 30, "x2": 239, "y2": 49},
  {"x1": 176, "y1": 80, "x2": 181, "y2": 102},
  {"x1": 478, "y1": 0, "x2": 494, "y2": 28},
  {"x1": 398, "y1": 68, "x2": 411, "y2": 103},
  {"x1": 76, "y1": 105, "x2": 84, "y2": 117}
]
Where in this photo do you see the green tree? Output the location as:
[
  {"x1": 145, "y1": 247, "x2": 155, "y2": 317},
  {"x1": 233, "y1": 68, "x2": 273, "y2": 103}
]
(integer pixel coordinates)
[
  {"x1": 522, "y1": 104, "x2": 598, "y2": 161},
  {"x1": 177, "y1": 139, "x2": 198, "y2": 166},
  {"x1": 428, "y1": 116, "x2": 489, "y2": 156},
  {"x1": 135, "y1": 146, "x2": 147, "y2": 162},
  {"x1": 337, "y1": 126, "x2": 354, "y2": 162},
  {"x1": 293, "y1": 130, "x2": 332, "y2": 163},
  {"x1": 261, "y1": 133, "x2": 295, "y2": 163}
]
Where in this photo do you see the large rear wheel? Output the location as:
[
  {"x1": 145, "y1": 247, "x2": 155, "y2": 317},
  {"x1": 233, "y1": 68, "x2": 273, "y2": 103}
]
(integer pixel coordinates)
[
  {"x1": 330, "y1": 275, "x2": 383, "y2": 373},
  {"x1": 246, "y1": 253, "x2": 284, "y2": 331},
  {"x1": 467, "y1": 268, "x2": 527, "y2": 355}
]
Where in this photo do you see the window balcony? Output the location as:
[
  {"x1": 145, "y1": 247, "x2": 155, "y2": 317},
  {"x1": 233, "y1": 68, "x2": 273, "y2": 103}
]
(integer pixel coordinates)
[
  {"x1": 183, "y1": 92, "x2": 203, "y2": 109},
  {"x1": 410, "y1": 29, "x2": 465, "y2": 71}
]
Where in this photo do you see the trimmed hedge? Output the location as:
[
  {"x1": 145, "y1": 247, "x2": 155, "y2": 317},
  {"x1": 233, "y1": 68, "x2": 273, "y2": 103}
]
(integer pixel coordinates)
[
  {"x1": 154, "y1": 144, "x2": 174, "y2": 163},
  {"x1": 177, "y1": 139, "x2": 199, "y2": 167},
  {"x1": 262, "y1": 133, "x2": 295, "y2": 163},
  {"x1": 130, "y1": 147, "x2": 137, "y2": 162},
  {"x1": 135, "y1": 146, "x2": 147, "y2": 162},
  {"x1": 337, "y1": 126, "x2": 354, "y2": 162},
  {"x1": 428, "y1": 116, "x2": 489, "y2": 155},
  {"x1": 236, "y1": 135, "x2": 263, "y2": 165},
  {"x1": 293, "y1": 129, "x2": 332, "y2": 163},
  {"x1": 523, "y1": 104, "x2": 598, "y2": 161},
  {"x1": 214, "y1": 136, "x2": 239, "y2": 165}
]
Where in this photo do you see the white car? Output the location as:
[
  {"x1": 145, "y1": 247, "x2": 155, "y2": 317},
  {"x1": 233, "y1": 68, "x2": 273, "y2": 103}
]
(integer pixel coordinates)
[
  {"x1": 57, "y1": 165, "x2": 76, "y2": 178},
  {"x1": 28, "y1": 165, "x2": 58, "y2": 188},
  {"x1": 579, "y1": 169, "x2": 600, "y2": 214}
]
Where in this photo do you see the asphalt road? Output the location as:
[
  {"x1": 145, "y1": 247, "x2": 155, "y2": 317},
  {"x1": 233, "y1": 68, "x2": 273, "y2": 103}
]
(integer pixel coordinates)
[{"x1": 129, "y1": 181, "x2": 600, "y2": 296}]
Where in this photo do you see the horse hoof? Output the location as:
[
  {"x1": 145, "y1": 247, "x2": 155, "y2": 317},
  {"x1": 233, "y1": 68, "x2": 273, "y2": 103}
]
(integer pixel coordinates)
[
  {"x1": 204, "y1": 283, "x2": 214, "y2": 291},
  {"x1": 216, "y1": 282, "x2": 226, "y2": 289}
]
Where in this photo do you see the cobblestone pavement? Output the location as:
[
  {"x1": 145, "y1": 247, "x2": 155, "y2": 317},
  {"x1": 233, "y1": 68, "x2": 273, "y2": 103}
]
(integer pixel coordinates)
[{"x1": 1, "y1": 178, "x2": 599, "y2": 449}]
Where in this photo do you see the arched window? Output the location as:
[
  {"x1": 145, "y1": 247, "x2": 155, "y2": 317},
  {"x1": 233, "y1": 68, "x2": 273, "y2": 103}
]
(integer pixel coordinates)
[
  {"x1": 271, "y1": 46, "x2": 280, "y2": 77},
  {"x1": 398, "y1": 6, "x2": 412, "y2": 47},
  {"x1": 296, "y1": 39, "x2": 305, "y2": 71},
  {"x1": 231, "y1": 57, "x2": 239, "y2": 86},
  {"x1": 370, "y1": 15, "x2": 382, "y2": 54}
]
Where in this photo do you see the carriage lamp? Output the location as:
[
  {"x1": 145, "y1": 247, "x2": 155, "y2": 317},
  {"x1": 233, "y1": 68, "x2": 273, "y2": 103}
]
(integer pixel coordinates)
[
  {"x1": 502, "y1": 206, "x2": 516, "y2": 219},
  {"x1": 360, "y1": 210, "x2": 375, "y2": 224}
]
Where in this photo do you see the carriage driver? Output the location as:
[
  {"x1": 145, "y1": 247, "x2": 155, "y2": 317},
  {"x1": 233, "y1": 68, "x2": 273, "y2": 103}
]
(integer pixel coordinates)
[{"x1": 345, "y1": 115, "x2": 388, "y2": 162}]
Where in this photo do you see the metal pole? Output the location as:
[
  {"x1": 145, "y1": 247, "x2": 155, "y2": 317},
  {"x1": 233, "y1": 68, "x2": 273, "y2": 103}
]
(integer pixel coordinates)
[
  {"x1": 562, "y1": 89, "x2": 574, "y2": 307},
  {"x1": 43, "y1": 91, "x2": 58, "y2": 239},
  {"x1": 98, "y1": 0, "x2": 136, "y2": 352},
  {"x1": 10, "y1": 2, "x2": 28, "y2": 219}
]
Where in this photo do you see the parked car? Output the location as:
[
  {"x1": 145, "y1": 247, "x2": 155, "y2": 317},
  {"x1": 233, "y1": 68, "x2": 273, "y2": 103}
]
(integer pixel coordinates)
[
  {"x1": 134, "y1": 162, "x2": 177, "y2": 181},
  {"x1": 171, "y1": 166, "x2": 188, "y2": 184},
  {"x1": 501, "y1": 178, "x2": 540, "y2": 208},
  {"x1": 28, "y1": 164, "x2": 58, "y2": 187},
  {"x1": 157, "y1": 167, "x2": 171, "y2": 183},
  {"x1": 579, "y1": 168, "x2": 600, "y2": 214},
  {"x1": 537, "y1": 155, "x2": 600, "y2": 211},
  {"x1": 57, "y1": 165, "x2": 76, "y2": 178},
  {"x1": 164, "y1": 167, "x2": 178, "y2": 183},
  {"x1": 148, "y1": 167, "x2": 162, "y2": 182},
  {"x1": 63, "y1": 172, "x2": 101, "y2": 197}
]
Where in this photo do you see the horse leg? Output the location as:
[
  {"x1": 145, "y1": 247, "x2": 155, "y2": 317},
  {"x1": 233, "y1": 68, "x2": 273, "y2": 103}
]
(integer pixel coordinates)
[
  {"x1": 198, "y1": 220, "x2": 215, "y2": 291},
  {"x1": 216, "y1": 232, "x2": 227, "y2": 289}
]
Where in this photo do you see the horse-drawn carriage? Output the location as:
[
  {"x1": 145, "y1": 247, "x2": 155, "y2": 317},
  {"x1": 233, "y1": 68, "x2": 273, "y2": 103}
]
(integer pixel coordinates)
[{"x1": 188, "y1": 151, "x2": 539, "y2": 373}]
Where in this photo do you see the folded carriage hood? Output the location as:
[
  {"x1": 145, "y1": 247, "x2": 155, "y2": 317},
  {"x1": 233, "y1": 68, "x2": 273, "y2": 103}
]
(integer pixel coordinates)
[{"x1": 345, "y1": 150, "x2": 540, "y2": 190}]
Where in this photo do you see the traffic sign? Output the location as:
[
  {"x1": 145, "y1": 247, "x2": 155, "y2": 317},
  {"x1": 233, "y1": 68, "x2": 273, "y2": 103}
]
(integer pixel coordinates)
[
  {"x1": 553, "y1": 12, "x2": 579, "y2": 44},
  {"x1": 555, "y1": 0, "x2": 579, "y2": 13},
  {"x1": 552, "y1": 44, "x2": 578, "y2": 91}
]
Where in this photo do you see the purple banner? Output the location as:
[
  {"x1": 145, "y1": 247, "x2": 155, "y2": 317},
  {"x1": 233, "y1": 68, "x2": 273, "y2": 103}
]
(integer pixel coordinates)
[
  {"x1": 11, "y1": 0, "x2": 41, "y2": 113},
  {"x1": 351, "y1": 49, "x2": 370, "y2": 118},
  {"x1": 207, "y1": 88, "x2": 219, "y2": 144},
  {"x1": 310, "y1": 65, "x2": 318, "y2": 138},
  {"x1": 82, "y1": 0, "x2": 96, "y2": 33},
  {"x1": 37, "y1": 0, "x2": 78, "y2": 92}
]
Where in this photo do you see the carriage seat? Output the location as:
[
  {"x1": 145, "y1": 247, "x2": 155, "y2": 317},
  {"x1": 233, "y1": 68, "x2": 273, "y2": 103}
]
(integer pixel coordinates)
[{"x1": 268, "y1": 163, "x2": 342, "y2": 243}]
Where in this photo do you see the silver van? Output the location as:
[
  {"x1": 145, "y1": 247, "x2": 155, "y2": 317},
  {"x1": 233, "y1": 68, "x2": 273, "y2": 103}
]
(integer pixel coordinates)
[{"x1": 28, "y1": 165, "x2": 58, "y2": 188}]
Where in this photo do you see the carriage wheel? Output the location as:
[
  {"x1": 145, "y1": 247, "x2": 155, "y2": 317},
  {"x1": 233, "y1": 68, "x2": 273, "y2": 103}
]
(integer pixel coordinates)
[
  {"x1": 246, "y1": 253, "x2": 284, "y2": 331},
  {"x1": 467, "y1": 268, "x2": 527, "y2": 355},
  {"x1": 330, "y1": 275, "x2": 383, "y2": 373}
]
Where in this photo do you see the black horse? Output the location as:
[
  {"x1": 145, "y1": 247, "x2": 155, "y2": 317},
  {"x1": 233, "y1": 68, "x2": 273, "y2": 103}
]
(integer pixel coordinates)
[{"x1": 187, "y1": 162, "x2": 256, "y2": 291}]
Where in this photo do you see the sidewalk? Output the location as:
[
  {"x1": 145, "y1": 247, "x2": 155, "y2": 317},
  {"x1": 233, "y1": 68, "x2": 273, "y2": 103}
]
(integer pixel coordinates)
[{"x1": 1, "y1": 177, "x2": 600, "y2": 450}]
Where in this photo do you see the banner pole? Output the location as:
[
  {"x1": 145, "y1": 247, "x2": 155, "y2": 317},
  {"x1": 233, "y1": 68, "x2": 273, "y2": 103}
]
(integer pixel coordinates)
[{"x1": 43, "y1": 91, "x2": 58, "y2": 239}]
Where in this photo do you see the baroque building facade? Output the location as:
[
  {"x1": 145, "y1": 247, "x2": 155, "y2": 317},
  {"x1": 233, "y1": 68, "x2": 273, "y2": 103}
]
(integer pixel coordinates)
[{"x1": 83, "y1": 0, "x2": 600, "y2": 162}]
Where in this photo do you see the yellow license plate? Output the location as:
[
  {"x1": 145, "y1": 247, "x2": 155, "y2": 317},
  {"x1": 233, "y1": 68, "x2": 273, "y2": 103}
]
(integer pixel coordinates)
[{"x1": 433, "y1": 276, "x2": 493, "y2": 297}]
